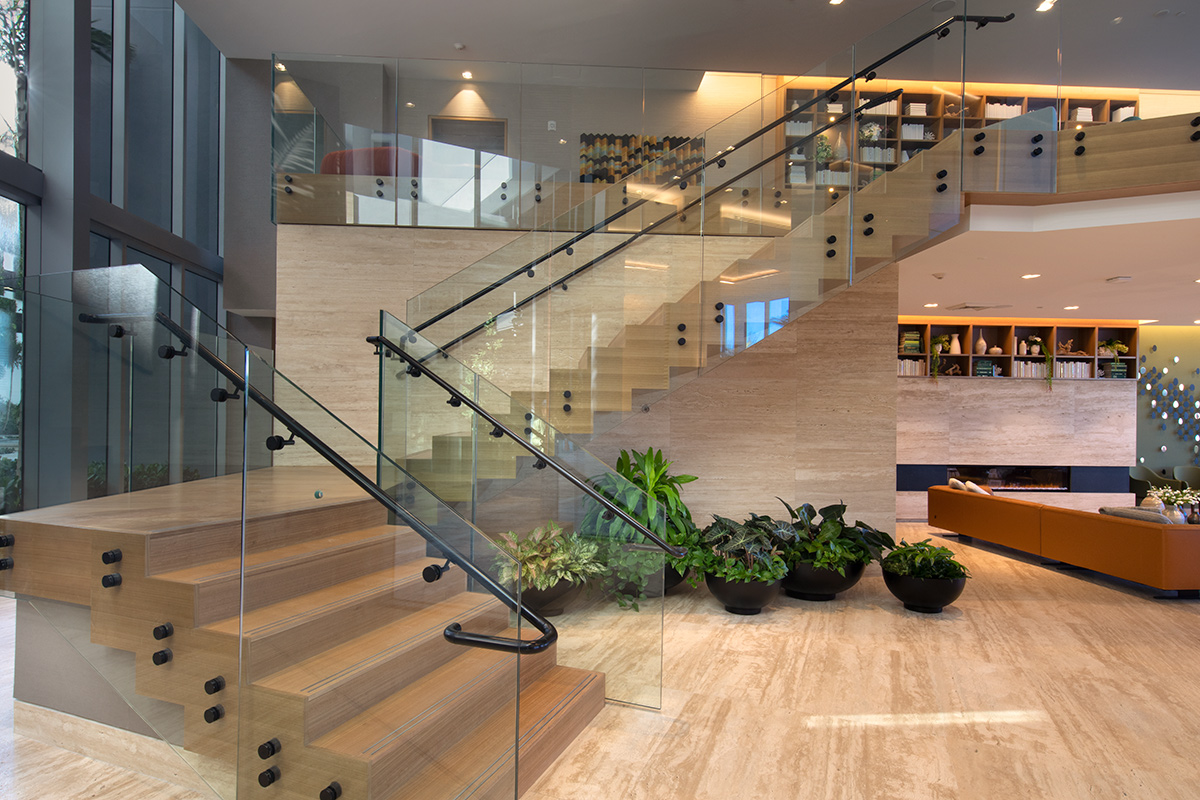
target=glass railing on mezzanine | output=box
[402,1,1038,450]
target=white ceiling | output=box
[183,0,1200,323]
[899,192,1200,325]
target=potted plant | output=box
[777,500,894,601]
[685,513,797,614]
[495,521,606,616]
[929,334,950,378]
[1098,337,1128,361]
[1026,334,1053,389]
[581,447,699,610]
[880,539,970,613]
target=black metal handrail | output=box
[154,312,557,656]
[424,88,902,357]
[368,333,687,559]
[410,12,1014,340]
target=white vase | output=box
[1019,341,1028,356]
[948,333,961,355]
[1164,504,1187,524]
[975,333,986,355]
[1140,496,1164,511]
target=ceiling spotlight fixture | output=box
[1064,305,1080,310]
[924,303,939,308]
[829,0,844,5]
[405,101,415,108]
[461,71,473,80]
[1035,0,1056,11]
[1021,273,1041,279]
[274,62,287,72]
[559,138,566,144]
[454,42,466,51]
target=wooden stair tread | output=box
[309,643,516,757]
[205,560,437,638]
[155,524,414,585]
[256,592,504,696]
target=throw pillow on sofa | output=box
[948,478,967,491]
[1098,506,1172,525]
[964,480,992,495]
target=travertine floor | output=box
[6,523,1200,799]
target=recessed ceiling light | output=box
[559,138,566,144]
[1036,0,1056,11]
[1021,273,1041,279]
[1064,305,1080,310]
[1194,320,1200,325]
[274,62,287,72]
[405,101,415,108]
[829,0,844,5]
[1194,279,1200,283]
[1111,16,1123,24]
[924,303,939,308]
[1139,320,1159,325]
[462,71,473,79]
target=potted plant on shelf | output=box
[1098,338,1129,360]
[580,447,700,610]
[930,333,950,378]
[685,513,797,615]
[1026,334,1053,389]
[777,500,894,601]
[495,520,606,617]
[880,539,970,613]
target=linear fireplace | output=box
[895,465,1129,494]
[948,465,1068,492]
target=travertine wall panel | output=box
[897,378,1136,466]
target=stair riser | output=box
[145,497,387,574]
[192,531,429,626]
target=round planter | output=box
[521,580,581,617]
[704,574,779,615]
[782,560,866,601]
[664,565,689,593]
[883,571,966,613]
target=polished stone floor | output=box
[6,524,1200,799]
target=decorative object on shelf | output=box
[1019,340,1028,356]
[948,333,962,355]
[858,121,883,143]
[975,332,987,355]
[1140,495,1165,511]
[930,333,950,379]
[943,364,962,376]
[988,346,1003,355]
[1163,505,1187,524]
[1057,339,1089,356]
[814,134,834,164]
[1027,334,1053,389]
[1188,504,1200,525]
[880,539,969,613]
[1098,338,1129,361]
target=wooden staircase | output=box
[398,135,964,503]
[1,466,603,800]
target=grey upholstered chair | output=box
[1173,465,1200,490]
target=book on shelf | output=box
[904,102,927,115]
[785,120,813,136]
[985,102,1022,119]
[897,359,927,376]
[900,123,926,139]
[1070,106,1094,122]
[973,359,995,377]
[1111,106,1136,122]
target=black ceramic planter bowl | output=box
[664,565,689,593]
[883,571,966,613]
[705,574,780,615]
[782,560,866,601]
[521,581,581,617]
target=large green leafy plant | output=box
[494,520,606,592]
[686,513,798,584]
[778,500,894,576]
[581,448,700,609]
[881,539,970,580]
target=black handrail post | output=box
[154,312,557,656]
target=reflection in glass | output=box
[127,0,173,228]
[184,18,221,251]
[0,197,20,511]
[90,0,114,195]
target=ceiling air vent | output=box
[945,302,1014,311]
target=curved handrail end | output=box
[443,621,559,655]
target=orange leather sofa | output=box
[927,485,1200,593]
